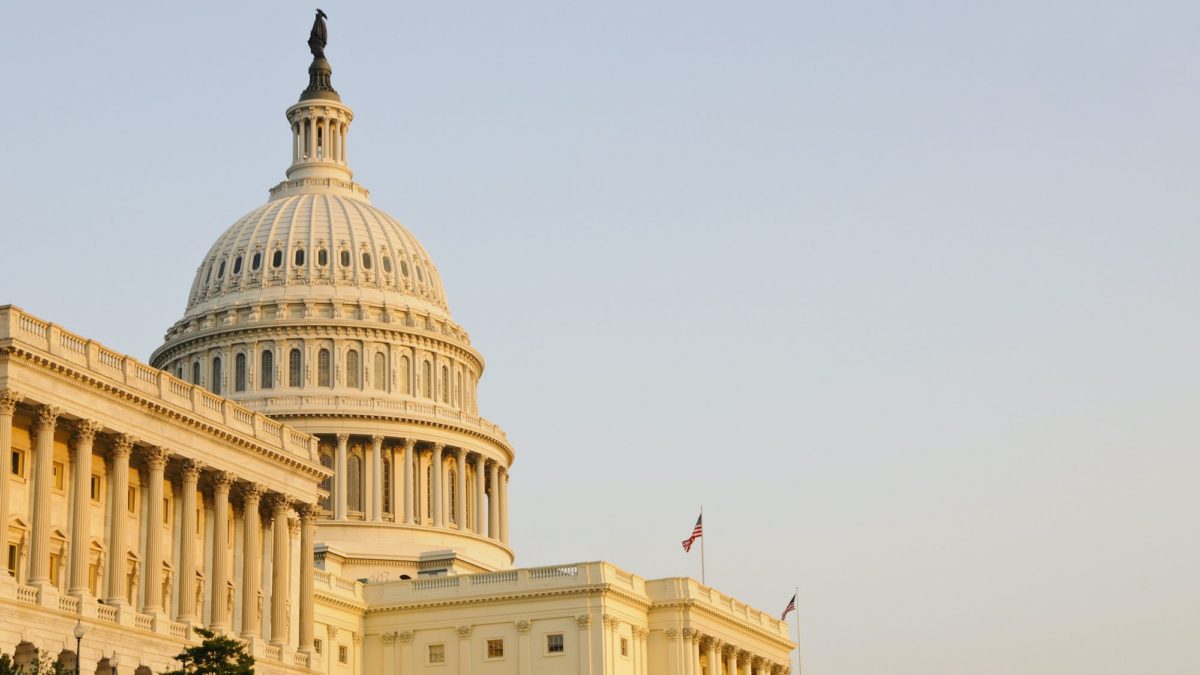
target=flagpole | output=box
[699,505,706,585]
[794,585,801,674]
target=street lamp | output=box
[72,622,84,675]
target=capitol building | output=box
[0,17,794,675]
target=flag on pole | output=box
[681,514,703,552]
[781,593,797,620]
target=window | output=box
[6,544,17,577]
[232,255,242,274]
[401,260,410,277]
[374,352,387,391]
[440,366,449,403]
[546,634,564,654]
[449,469,457,524]
[422,361,432,398]
[289,349,302,387]
[211,357,222,395]
[347,455,362,512]
[399,356,410,394]
[192,361,200,385]
[127,486,137,513]
[88,562,98,595]
[427,644,445,665]
[317,349,331,387]
[425,466,432,520]
[337,645,348,664]
[11,449,24,476]
[272,250,283,268]
[416,266,424,282]
[251,252,262,271]
[204,265,212,284]
[90,475,102,502]
[125,569,136,604]
[382,256,392,273]
[486,639,504,659]
[381,455,391,514]
[621,637,628,657]
[314,639,322,655]
[235,353,247,392]
[217,261,226,278]
[261,350,274,389]
[339,250,351,267]
[163,497,171,524]
[294,248,305,266]
[362,252,372,270]
[346,350,360,388]
[52,462,64,490]
[48,553,59,586]
[455,372,462,407]
[317,248,328,266]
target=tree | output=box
[161,628,254,675]
[0,650,69,675]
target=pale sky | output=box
[3,3,1198,673]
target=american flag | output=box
[681,514,703,552]
[781,593,797,620]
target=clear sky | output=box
[3,2,1198,673]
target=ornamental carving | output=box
[665,629,678,639]
[294,502,321,520]
[398,631,414,643]
[142,446,170,469]
[70,419,102,446]
[575,615,592,628]
[456,625,472,638]
[209,471,237,492]
[179,459,203,482]
[681,627,695,639]
[33,405,61,430]
[264,492,292,516]
[240,482,266,503]
[0,389,21,415]
[381,632,397,644]
[515,620,531,634]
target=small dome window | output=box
[340,250,351,267]
[252,252,262,270]
[272,250,283,268]
[400,260,409,277]
[217,261,226,278]
[318,248,328,266]
[204,265,212,283]
[416,266,424,282]
[294,248,306,266]
[232,256,243,274]
[362,253,373,269]
[382,256,392,273]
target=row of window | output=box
[424,634,567,665]
[199,245,432,291]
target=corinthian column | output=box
[334,434,348,520]
[68,420,101,596]
[473,453,485,535]
[296,503,318,653]
[499,468,509,545]
[141,446,169,613]
[208,472,235,631]
[454,450,466,530]
[431,443,445,527]
[370,435,383,522]
[176,460,202,622]
[0,390,20,580]
[268,494,291,645]
[28,405,61,587]
[105,435,133,603]
[402,439,415,524]
[487,460,499,540]
[240,483,265,638]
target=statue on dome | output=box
[308,9,329,59]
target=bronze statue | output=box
[308,9,328,59]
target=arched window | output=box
[466,470,474,530]
[211,357,222,395]
[382,256,392,273]
[289,349,302,387]
[381,455,392,515]
[260,350,274,389]
[217,261,226,278]
[232,255,242,274]
[425,465,432,520]
[440,366,449,404]
[346,350,360,388]
[374,352,387,391]
[347,454,362,512]
[449,468,457,524]
[399,356,410,394]
[455,371,462,407]
[251,252,262,271]
[294,248,305,266]
[317,248,328,266]
[339,250,351,268]
[318,349,331,387]
[400,260,410,277]
[192,361,200,385]
[422,361,432,398]
[234,353,246,392]
[362,252,373,269]
[204,265,212,284]
[416,266,424,282]
[272,250,283,268]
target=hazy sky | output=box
[3,3,1198,673]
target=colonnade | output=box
[677,628,788,675]
[0,391,319,655]
[324,434,510,546]
[292,113,348,165]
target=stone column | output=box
[456,625,472,675]
[240,483,265,638]
[431,443,444,527]
[487,461,500,540]
[296,503,317,653]
[0,391,19,582]
[473,454,485,535]
[67,420,101,596]
[208,472,235,631]
[604,615,619,670]
[576,615,592,675]
[726,644,738,675]
[402,439,416,524]
[176,460,202,622]
[391,445,403,520]
[398,631,413,675]
[141,446,169,614]
[707,639,721,675]
[499,469,509,544]
[740,651,753,675]
[105,435,134,603]
[334,434,348,520]
[516,620,532,675]
[268,494,290,645]
[28,405,60,587]
[454,450,466,530]
[370,435,383,522]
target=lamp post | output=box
[72,622,84,675]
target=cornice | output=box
[651,598,794,650]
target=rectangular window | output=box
[88,562,98,595]
[90,475,102,502]
[127,486,137,513]
[546,633,565,654]
[126,571,136,604]
[621,637,629,657]
[48,553,59,585]
[6,544,17,576]
[313,639,322,655]
[486,639,504,659]
[428,643,445,664]
[197,507,203,534]
[163,497,170,524]
[52,462,64,490]
[337,645,348,664]
[10,449,24,476]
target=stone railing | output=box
[58,594,80,613]
[293,652,311,668]
[249,395,509,445]
[97,604,119,624]
[645,577,791,638]
[0,305,319,461]
[16,585,37,604]
[361,562,640,607]
[313,568,364,603]
[134,614,154,632]
[263,645,282,662]
[169,622,189,639]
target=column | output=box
[431,444,444,527]
[726,645,738,675]
[576,615,593,675]
[402,439,415,524]
[141,447,169,613]
[679,630,693,675]
[391,445,403,521]
[516,620,532,675]
[604,616,619,672]
[473,454,485,535]
[740,651,752,675]
[28,405,60,587]
[306,116,315,159]
[456,626,472,675]
[105,435,133,603]
[499,469,509,544]
[707,640,721,675]
[296,503,317,653]
[690,632,701,675]
[399,631,414,675]
[0,390,19,580]
[208,472,234,631]
[240,483,264,638]
[334,434,348,520]
[268,494,290,645]
[487,461,499,540]
[176,460,201,622]
[454,450,466,530]
[67,420,101,595]
[370,436,383,522]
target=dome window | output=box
[339,250,351,267]
[362,253,373,270]
[232,256,243,274]
[204,265,212,284]
[382,256,392,273]
[294,249,306,266]
[416,266,424,282]
[318,248,328,266]
[272,250,284,269]
[217,261,226,278]
[251,252,262,271]
[400,260,409,277]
